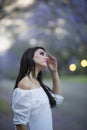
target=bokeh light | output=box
[0,36,12,53]
[69,64,77,71]
[81,60,87,67]
[17,0,35,7]
[29,38,37,46]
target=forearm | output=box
[51,71,62,96]
[16,124,28,130]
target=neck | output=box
[30,66,42,79]
[35,64,44,77]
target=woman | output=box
[12,46,64,130]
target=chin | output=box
[42,63,48,67]
[40,64,47,69]
[43,64,48,68]
[37,63,48,69]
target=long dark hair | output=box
[14,47,56,108]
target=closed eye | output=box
[40,51,45,56]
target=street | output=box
[0,80,87,130]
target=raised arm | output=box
[47,54,62,96]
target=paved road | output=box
[0,80,87,130]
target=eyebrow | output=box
[40,50,45,53]
[39,50,47,55]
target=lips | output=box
[44,60,48,63]
[44,59,48,62]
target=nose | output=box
[45,54,49,60]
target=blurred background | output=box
[0,0,87,130]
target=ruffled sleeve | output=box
[11,88,33,125]
[51,93,64,105]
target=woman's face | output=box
[33,49,49,68]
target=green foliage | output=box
[0,98,11,113]
[60,75,87,83]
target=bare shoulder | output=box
[18,76,32,90]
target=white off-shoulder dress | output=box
[12,87,64,130]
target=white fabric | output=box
[12,87,64,130]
